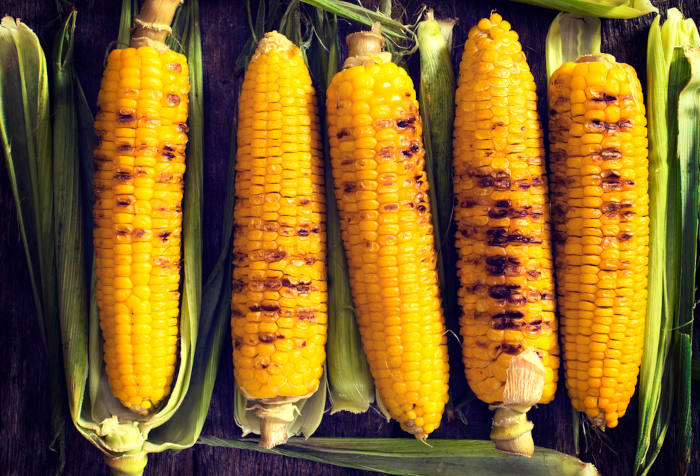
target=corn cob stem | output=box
[131,0,182,50]
[488,349,545,456]
[343,22,391,69]
[104,453,148,476]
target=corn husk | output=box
[199,436,599,476]
[663,45,699,476]
[0,13,65,466]
[635,10,700,476]
[545,13,600,80]
[509,0,656,19]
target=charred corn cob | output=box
[548,54,649,429]
[93,20,189,414]
[231,31,327,449]
[326,24,449,440]
[453,14,559,455]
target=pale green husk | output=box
[634,10,699,476]
[510,0,656,19]
[0,12,64,465]
[545,13,601,80]
[199,437,599,476]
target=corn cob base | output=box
[231,32,327,448]
[549,54,649,429]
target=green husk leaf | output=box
[635,12,700,475]
[0,12,64,459]
[509,0,656,19]
[307,7,374,415]
[299,0,414,43]
[117,0,138,47]
[545,13,601,80]
[667,45,699,476]
[51,9,87,469]
[199,437,599,476]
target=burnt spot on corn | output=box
[261,302,281,312]
[591,92,618,103]
[133,229,146,239]
[177,122,189,133]
[117,197,132,207]
[488,285,511,299]
[264,250,287,262]
[117,144,135,153]
[297,227,309,237]
[499,343,524,355]
[487,228,508,246]
[337,128,350,139]
[343,182,356,193]
[167,94,181,106]
[602,201,620,215]
[168,62,182,72]
[297,310,316,321]
[162,150,176,160]
[118,112,136,124]
[259,334,276,343]
[115,171,132,181]
[619,232,633,241]
[158,231,171,242]
[601,148,622,160]
[397,115,417,130]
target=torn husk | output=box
[130,0,183,51]
[343,22,392,69]
[489,348,546,457]
[104,453,148,476]
[247,395,305,449]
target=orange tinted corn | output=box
[231,32,327,447]
[548,54,649,429]
[326,25,449,439]
[93,45,189,415]
[453,13,559,406]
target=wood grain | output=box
[0,0,698,475]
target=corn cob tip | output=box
[250,398,303,449]
[343,22,391,69]
[252,31,295,62]
[130,0,182,51]
[488,349,546,457]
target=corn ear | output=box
[200,436,599,476]
[509,0,656,19]
[546,13,601,80]
[232,0,329,439]
[634,11,700,476]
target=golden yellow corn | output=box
[231,32,327,447]
[548,54,649,429]
[93,45,189,414]
[326,25,449,439]
[453,13,559,407]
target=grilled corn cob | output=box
[548,54,649,429]
[93,10,189,415]
[453,14,559,455]
[326,24,450,440]
[231,31,327,449]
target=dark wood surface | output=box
[1,0,698,475]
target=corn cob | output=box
[548,54,649,429]
[231,31,327,449]
[453,14,559,455]
[325,24,449,440]
[93,6,189,415]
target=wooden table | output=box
[1,0,698,474]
